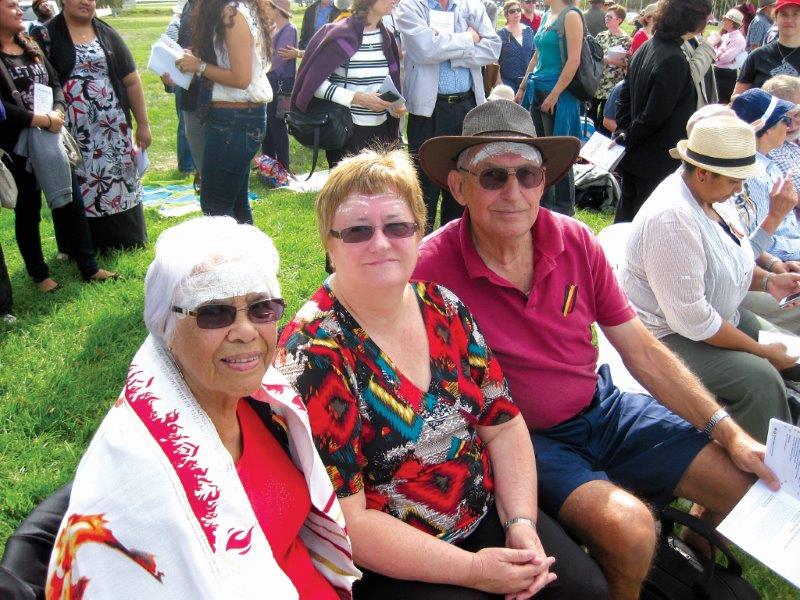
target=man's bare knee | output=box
[561,483,658,560]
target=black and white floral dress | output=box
[64,40,146,252]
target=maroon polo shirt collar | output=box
[458,208,565,296]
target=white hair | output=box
[456,142,543,171]
[143,216,281,345]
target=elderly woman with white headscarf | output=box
[45,216,359,599]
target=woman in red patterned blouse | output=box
[275,149,607,600]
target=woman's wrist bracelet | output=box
[503,517,536,532]
[761,273,773,292]
[46,115,52,129]
[766,257,780,272]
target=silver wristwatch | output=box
[503,517,536,532]
[198,61,207,77]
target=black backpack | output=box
[642,506,761,600]
[555,7,604,102]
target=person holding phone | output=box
[292,0,404,168]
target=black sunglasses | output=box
[508,7,522,13]
[329,222,419,243]
[458,165,546,190]
[172,298,285,329]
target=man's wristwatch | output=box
[703,408,730,438]
[198,61,207,77]
[503,517,536,532]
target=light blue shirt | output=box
[733,153,800,260]
[427,0,472,94]
[315,3,333,34]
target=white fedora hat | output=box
[669,115,764,179]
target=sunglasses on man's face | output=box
[172,298,285,329]
[459,165,546,190]
[329,222,418,243]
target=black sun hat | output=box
[418,100,580,190]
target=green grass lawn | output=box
[0,7,795,598]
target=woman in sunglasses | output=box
[274,149,597,599]
[497,1,535,93]
[45,216,359,598]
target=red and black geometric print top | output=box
[275,281,519,543]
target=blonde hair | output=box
[503,0,521,15]
[315,149,427,246]
[762,75,800,102]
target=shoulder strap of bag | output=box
[660,506,745,594]
[556,7,586,66]
[0,56,26,110]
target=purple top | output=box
[271,22,298,81]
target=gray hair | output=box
[143,216,281,345]
[763,75,800,103]
[456,141,543,171]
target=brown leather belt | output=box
[210,101,264,109]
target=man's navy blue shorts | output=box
[532,365,711,515]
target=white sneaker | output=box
[55,253,70,262]
[2,314,17,324]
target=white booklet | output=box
[579,132,625,172]
[33,83,53,114]
[147,34,193,90]
[429,10,455,35]
[758,330,800,363]
[717,419,800,588]
[378,75,405,105]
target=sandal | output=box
[89,269,120,283]
[36,278,61,293]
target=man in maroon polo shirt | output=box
[412,99,779,600]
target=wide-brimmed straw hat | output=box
[419,100,580,190]
[669,115,764,179]
[269,0,292,17]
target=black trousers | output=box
[589,97,610,136]
[614,167,663,223]
[407,95,475,233]
[0,242,12,315]
[353,506,609,600]
[9,153,98,283]
[714,66,738,104]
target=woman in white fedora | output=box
[619,115,800,443]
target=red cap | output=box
[775,0,800,13]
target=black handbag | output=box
[642,506,761,600]
[285,61,353,179]
[555,8,605,102]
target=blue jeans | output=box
[201,105,266,224]
[174,89,195,173]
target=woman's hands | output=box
[32,111,64,133]
[466,546,550,598]
[766,271,800,303]
[352,91,392,112]
[505,524,557,599]
[759,341,799,371]
[539,91,559,114]
[175,50,202,74]
[388,103,407,118]
[135,122,152,150]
